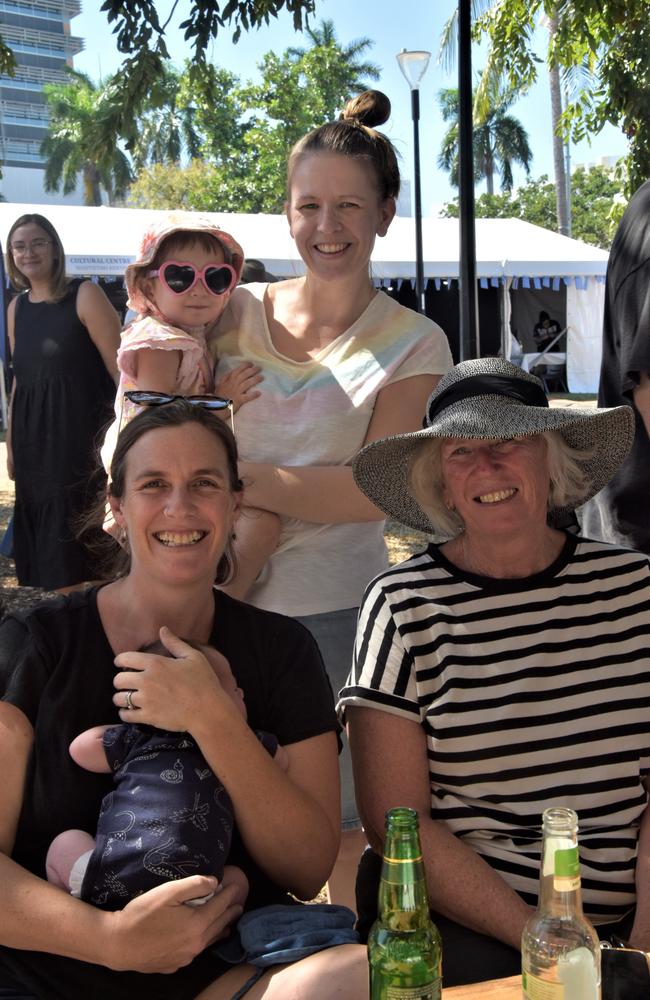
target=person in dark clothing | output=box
[582,179,650,553]
[0,401,366,1000]
[6,213,120,591]
[532,310,561,350]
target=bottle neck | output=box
[538,829,585,918]
[378,826,431,929]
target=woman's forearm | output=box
[0,852,110,961]
[193,702,340,899]
[418,819,532,949]
[239,462,385,523]
[0,850,242,974]
[352,706,532,951]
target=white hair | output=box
[408,430,595,539]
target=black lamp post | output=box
[458,0,479,359]
[397,48,431,315]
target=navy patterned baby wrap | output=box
[81,723,277,910]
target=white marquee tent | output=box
[0,204,609,392]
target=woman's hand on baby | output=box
[113,628,234,733]
[103,873,244,974]
[215,362,262,412]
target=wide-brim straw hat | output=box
[353,357,635,535]
[125,212,245,315]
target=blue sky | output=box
[73,1,627,215]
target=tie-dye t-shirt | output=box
[214,283,452,616]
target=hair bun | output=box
[340,90,391,129]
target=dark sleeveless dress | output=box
[11,281,116,589]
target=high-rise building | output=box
[0,0,84,203]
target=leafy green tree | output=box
[472,0,649,194]
[184,64,250,167]
[128,160,223,211]
[221,19,381,212]
[438,83,532,194]
[131,64,201,171]
[439,3,572,233]
[41,70,132,205]
[127,18,381,214]
[440,166,622,249]
[287,18,380,96]
[90,0,317,146]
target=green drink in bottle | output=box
[368,807,442,999]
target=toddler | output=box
[101,212,280,598]
[46,632,287,911]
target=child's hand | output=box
[215,362,262,412]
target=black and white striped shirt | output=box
[338,535,650,924]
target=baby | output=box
[101,211,280,598]
[46,635,287,911]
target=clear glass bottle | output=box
[367,806,442,999]
[522,806,601,999]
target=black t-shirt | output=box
[533,318,561,349]
[0,587,338,1000]
[582,179,650,553]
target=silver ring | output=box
[125,689,136,711]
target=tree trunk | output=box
[547,14,569,235]
[83,163,103,206]
[485,149,494,195]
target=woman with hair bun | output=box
[214,90,453,901]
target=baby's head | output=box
[141,637,247,720]
[126,213,244,330]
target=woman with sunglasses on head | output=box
[101,213,281,597]
[213,90,453,903]
[0,400,368,999]
[6,212,121,592]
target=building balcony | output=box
[0,101,50,130]
[0,0,81,21]
[0,135,45,163]
[0,24,84,57]
[0,98,49,126]
[0,63,69,85]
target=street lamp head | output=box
[396,49,431,90]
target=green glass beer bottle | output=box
[368,807,442,999]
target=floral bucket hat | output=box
[125,211,245,316]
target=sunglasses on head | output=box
[147,260,238,296]
[123,390,235,434]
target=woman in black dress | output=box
[6,213,120,591]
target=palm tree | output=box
[438,2,574,234]
[42,70,132,206]
[131,64,201,172]
[438,84,532,195]
[287,18,380,97]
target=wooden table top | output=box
[443,975,521,998]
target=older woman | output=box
[0,401,367,999]
[339,358,650,986]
